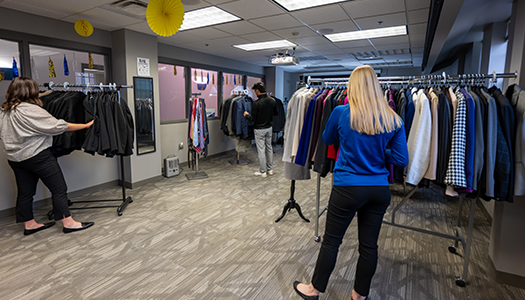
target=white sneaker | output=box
[267,170,274,176]
[254,171,267,178]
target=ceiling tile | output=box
[183,27,233,40]
[369,35,409,46]
[409,23,427,35]
[163,31,206,44]
[333,40,372,49]
[342,46,377,53]
[408,8,429,24]
[354,12,407,30]
[62,8,144,31]
[341,0,405,19]
[0,0,68,19]
[290,36,329,46]
[217,0,285,20]
[382,54,413,62]
[250,14,304,31]
[213,21,265,35]
[313,48,347,55]
[291,4,350,26]
[312,20,359,33]
[303,43,340,51]
[272,26,318,39]
[410,33,426,43]
[406,0,431,11]
[204,0,237,5]
[239,31,283,43]
[182,1,213,11]
[412,48,424,54]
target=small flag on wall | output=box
[88,53,94,69]
[63,54,69,76]
[48,56,56,78]
[174,66,177,76]
[194,69,197,81]
[207,73,209,84]
[12,58,19,78]
[212,74,215,84]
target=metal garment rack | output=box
[187,93,208,180]
[41,82,134,217]
[309,71,518,287]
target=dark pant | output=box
[311,185,391,296]
[8,148,71,222]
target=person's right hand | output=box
[85,120,94,128]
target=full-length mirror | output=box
[133,77,155,155]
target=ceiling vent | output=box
[365,61,413,68]
[101,0,148,20]
[351,49,411,61]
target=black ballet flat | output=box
[293,281,319,300]
[63,222,94,233]
[24,222,56,235]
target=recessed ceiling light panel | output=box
[325,25,408,42]
[233,40,297,51]
[273,0,348,11]
[180,6,241,31]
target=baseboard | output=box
[490,256,525,289]
[0,180,120,219]
[123,175,163,189]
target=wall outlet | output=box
[178,142,184,150]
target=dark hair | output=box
[251,81,266,93]
[2,77,42,112]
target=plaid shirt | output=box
[445,90,467,188]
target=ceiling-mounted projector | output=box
[271,55,300,65]
[269,48,300,65]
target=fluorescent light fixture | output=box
[273,0,348,11]
[180,6,241,31]
[325,25,408,42]
[233,40,297,51]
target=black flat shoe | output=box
[63,222,94,234]
[293,281,319,300]
[24,222,56,235]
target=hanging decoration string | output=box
[146,0,185,37]
[212,74,215,84]
[88,53,94,70]
[12,57,19,78]
[174,66,177,76]
[226,75,228,85]
[194,69,197,81]
[31,56,39,80]
[207,73,209,84]
[63,54,69,76]
[48,56,56,78]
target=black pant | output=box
[311,185,391,296]
[8,148,71,222]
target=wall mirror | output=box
[133,77,155,155]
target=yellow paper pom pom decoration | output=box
[75,19,94,37]
[147,0,185,37]
[48,57,56,78]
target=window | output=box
[0,38,21,94]
[191,68,218,118]
[223,72,245,99]
[29,44,106,86]
[159,64,186,121]
[247,76,263,95]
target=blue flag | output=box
[63,54,69,76]
[12,57,18,78]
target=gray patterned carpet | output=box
[0,147,524,300]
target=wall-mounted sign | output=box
[137,57,150,77]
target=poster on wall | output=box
[137,57,150,77]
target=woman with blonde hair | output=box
[293,65,409,300]
[0,77,95,235]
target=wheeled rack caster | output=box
[448,245,457,253]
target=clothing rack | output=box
[42,82,133,218]
[309,71,518,287]
[187,93,208,180]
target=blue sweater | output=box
[323,105,409,186]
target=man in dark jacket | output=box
[244,82,278,178]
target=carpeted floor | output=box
[0,147,524,300]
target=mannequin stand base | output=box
[275,199,310,223]
[228,159,247,165]
[186,171,208,180]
